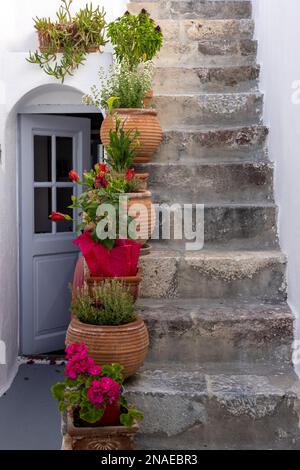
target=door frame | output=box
[17,105,99,354]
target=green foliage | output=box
[69,165,139,248]
[106,115,140,173]
[51,360,143,427]
[27,0,107,82]
[107,9,163,70]
[83,62,153,110]
[72,281,137,326]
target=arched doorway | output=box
[15,84,102,354]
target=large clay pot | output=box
[66,316,149,379]
[87,268,143,302]
[100,109,162,163]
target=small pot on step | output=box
[87,268,142,302]
[63,409,139,450]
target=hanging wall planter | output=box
[27,0,107,82]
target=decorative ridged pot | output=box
[126,191,155,245]
[63,410,139,450]
[100,109,162,163]
[66,316,149,379]
[87,268,142,302]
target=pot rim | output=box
[112,108,157,116]
[70,315,146,332]
[125,190,152,199]
[87,267,143,283]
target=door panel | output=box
[20,115,91,354]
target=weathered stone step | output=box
[128,1,252,19]
[139,250,287,302]
[153,66,260,94]
[157,19,254,43]
[126,366,300,449]
[155,39,257,67]
[154,125,268,163]
[138,299,293,366]
[149,204,278,251]
[154,93,263,128]
[139,162,274,204]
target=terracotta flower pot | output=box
[66,316,149,379]
[38,28,101,53]
[73,403,121,428]
[101,109,162,163]
[126,191,155,245]
[87,268,142,301]
[143,89,153,108]
[136,172,149,191]
[63,409,139,450]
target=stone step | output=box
[148,204,278,251]
[139,162,274,204]
[139,249,287,302]
[138,299,293,366]
[154,93,263,128]
[158,19,254,43]
[155,39,257,67]
[128,1,252,19]
[153,125,268,163]
[153,66,260,94]
[126,366,300,449]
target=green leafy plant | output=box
[83,62,153,110]
[106,114,140,173]
[72,280,137,326]
[51,164,140,249]
[51,343,144,425]
[27,0,107,82]
[107,9,163,70]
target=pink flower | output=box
[64,342,101,379]
[87,378,120,408]
[65,342,89,360]
[89,364,102,376]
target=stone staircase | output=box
[127,0,300,449]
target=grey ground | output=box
[0,364,63,450]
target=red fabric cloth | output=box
[73,233,140,277]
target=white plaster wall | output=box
[0,0,126,393]
[253,0,300,363]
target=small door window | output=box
[34,134,75,234]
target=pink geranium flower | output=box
[64,342,101,379]
[87,377,121,408]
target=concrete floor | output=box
[0,363,64,450]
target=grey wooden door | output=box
[19,115,91,354]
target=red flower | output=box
[95,163,108,177]
[125,169,135,181]
[49,211,69,222]
[69,170,80,183]
[95,175,109,189]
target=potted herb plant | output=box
[27,0,107,82]
[84,62,162,163]
[66,282,149,378]
[52,343,144,449]
[108,9,163,108]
